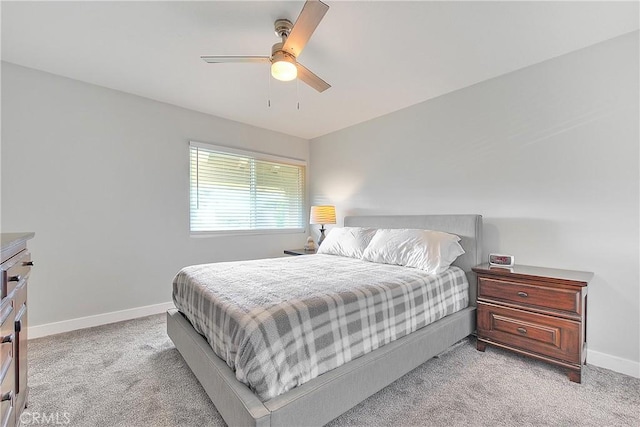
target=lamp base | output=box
[318,225,327,246]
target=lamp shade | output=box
[309,205,336,225]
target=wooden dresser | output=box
[473,263,593,383]
[1,233,34,427]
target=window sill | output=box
[190,228,306,238]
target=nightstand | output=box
[473,263,593,383]
[284,248,317,256]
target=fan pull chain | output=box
[296,77,300,110]
[268,68,272,108]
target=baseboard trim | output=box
[28,301,175,339]
[587,349,640,378]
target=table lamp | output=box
[309,205,336,246]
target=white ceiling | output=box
[2,1,638,139]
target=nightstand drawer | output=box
[478,277,581,316]
[478,302,581,364]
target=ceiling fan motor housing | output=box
[271,43,296,61]
[272,19,297,65]
[274,19,293,39]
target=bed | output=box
[167,214,482,426]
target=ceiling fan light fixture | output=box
[271,51,297,82]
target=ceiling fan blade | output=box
[282,0,329,57]
[201,56,270,64]
[297,63,331,93]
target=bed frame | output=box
[167,214,482,426]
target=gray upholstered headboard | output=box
[344,214,483,304]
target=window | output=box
[189,141,306,233]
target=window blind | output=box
[189,142,306,233]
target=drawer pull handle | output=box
[517,291,528,298]
[8,275,21,282]
[0,333,14,344]
[517,327,527,335]
[23,261,34,266]
[1,390,13,402]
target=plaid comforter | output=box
[172,254,468,401]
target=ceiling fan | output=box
[201,0,331,93]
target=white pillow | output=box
[317,227,377,258]
[362,228,465,274]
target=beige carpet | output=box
[25,314,639,426]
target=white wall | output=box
[1,62,309,329]
[310,32,639,376]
